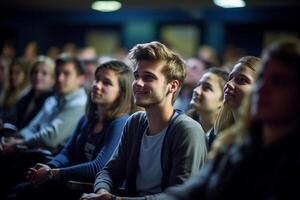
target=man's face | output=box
[132,60,170,108]
[55,62,83,95]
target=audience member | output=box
[7,60,136,200]
[0,54,87,198]
[208,56,261,149]
[186,67,229,135]
[162,39,300,200]
[3,55,55,129]
[80,41,207,200]
[174,57,206,112]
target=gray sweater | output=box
[94,111,207,199]
[20,88,87,152]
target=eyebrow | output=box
[134,70,158,79]
[239,74,251,81]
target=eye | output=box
[202,83,213,92]
[103,79,113,86]
[133,72,139,80]
[235,75,250,85]
[143,74,155,82]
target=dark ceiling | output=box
[1,0,300,11]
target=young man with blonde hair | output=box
[81,41,207,200]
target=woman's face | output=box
[10,64,26,88]
[31,63,55,91]
[252,58,300,124]
[223,63,256,110]
[191,72,223,113]
[91,68,120,108]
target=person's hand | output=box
[27,163,51,187]
[80,193,108,200]
[80,188,119,200]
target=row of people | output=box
[1,38,298,200]
[2,41,208,200]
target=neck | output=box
[232,108,239,122]
[146,105,174,135]
[198,110,218,133]
[96,106,109,123]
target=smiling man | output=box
[81,41,207,200]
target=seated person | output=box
[186,67,229,135]
[207,56,261,150]
[162,39,300,200]
[1,55,55,130]
[6,60,136,200]
[81,41,207,200]
[0,54,87,198]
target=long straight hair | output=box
[213,56,261,136]
[86,60,135,121]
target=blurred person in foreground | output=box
[162,39,300,200]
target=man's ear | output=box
[168,80,179,93]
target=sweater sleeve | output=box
[47,115,87,168]
[58,115,129,182]
[168,117,207,185]
[93,113,141,193]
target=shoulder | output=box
[109,114,130,127]
[67,89,88,107]
[174,114,204,131]
[169,114,205,141]
[43,95,57,107]
[126,111,147,124]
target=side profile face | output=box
[252,58,300,124]
[10,64,26,88]
[55,62,83,95]
[132,60,171,108]
[223,63,256,110]
[31,63,55,91]
[91,68,120,108]
[190,72,223,113]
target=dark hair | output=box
[87,60,135,121]
[263,39,300,83]
[205,67,229,98]
[55,53,85,75]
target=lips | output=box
[91,91,102,98]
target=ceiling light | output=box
[92,1,122,12]
[213,0,246,8]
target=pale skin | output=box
[190,72,223,132]
[223,63,255,121]
[80,60,180,200]
[27,68,121,188]
[0,62,84,155]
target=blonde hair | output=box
[210,40,300,159]
[30,55,55,78]
[213,56,261,139]
[209,97,251,159]
[128,41,186,103]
